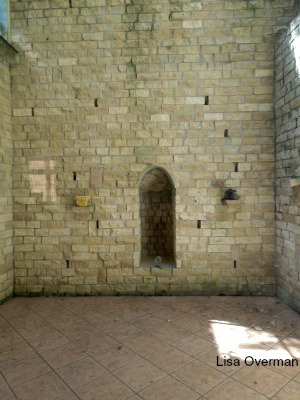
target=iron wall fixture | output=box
[222,188,240,202]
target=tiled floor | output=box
[1,296,300,400]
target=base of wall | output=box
[0,291,13,305]
[0,270,14,305]
[276,276,300,314]
[277,291,300,315]
[13,283,276,298]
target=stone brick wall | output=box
[10,0,296,296]
[275,13,300,311]
[0,59,14,302]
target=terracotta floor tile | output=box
[54,394,79,400]
[13,371,70,400]
[192,307,234,323]
[1,355,51,387]
[0,300,30,320]
[151,306,186,322]
[204,296,245,312]
[145,345,193,373]
[133,314,166,332]
[93,344,140,371]
[0,328,24,348]
[205,378,268,400]
[244,326,282,348]
[233,365,290,397]
[56,356,107,389]
[122,333,166,356]
[123,297,163,313]
[295,371,300,382]
[173,334,217,357]
[138,375,200,400]
[85,313,124,331]
[195,324,218,344]
[1,296,300,400]
[27,330,71,353]
[22,297,62,313]
[172,314,208,332]
[74,308,108,320]
[42,342,87,369]
[226,301,285,326]
[0,315,11,331]
[220,304,244,315]
[144,296,185,309]
[0,341,36,368]
[289,327,300,340]
[0,390,18,400]
[264,347,300,378]
[276,336,300,358]
[59,302,94,317]
[163,297,206,314]
[235,297,265,307]
[260,313,300,337]
[106,306,148,322]
[255,297,286,309]
[172,359,227,395]
[7,312,44,327]
[15,321,58,340]
[106,322,144,342]
[75,373,134,400]
[253,300,289,317]
[0,373,10,392]
[47,314,85,330]
[60,321,100,341]
[114,358,166,392]
[32,303,75,320]
[272,380,300,400]
[86,297,127,310]
[76,331,119,355]
[229,309,271,327]
[150,323,189,344]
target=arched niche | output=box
[139,167,176,268]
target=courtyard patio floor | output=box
[0,295,300,400]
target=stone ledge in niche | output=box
[222,199,241,207]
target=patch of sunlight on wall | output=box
[29,160,57,202]
[291,19,300,75]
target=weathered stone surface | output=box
[0,59,14,303]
